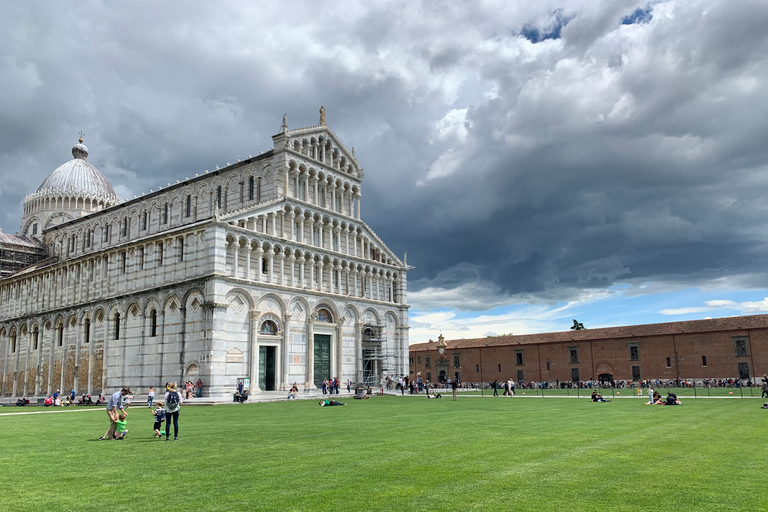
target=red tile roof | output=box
[409,314,768,352]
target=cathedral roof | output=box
[0,232,41,249]
[35,141,119,200]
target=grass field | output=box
[1,395,766,511]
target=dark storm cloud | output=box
[1,0,767,311]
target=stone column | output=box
[331,183,337,212]
[355,193,361,219]
[319,220,324,248]
[333,262,341,294]
[249,310,261,392]
[307,217,316,246]
[306,313,317,390]
[317,260,324,292]
[156,311,165,386]
[283,168,290,197]
[288,211,296,241]
[277,253,285,285]
[352,269,359,297]
[355,322,364,385]
[233,242,240,278]
[73,320,83,394]
[311,177,319,205]
[299,257,305,288]
[266,249,275,283]
[345,229,350,255]
[288,255,296,287]
[336,318,345,383]
[47,323,55,396]
[281,313,292,391]
[256,246,264,282]
[245,243,251,281]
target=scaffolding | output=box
[361,323,396,388]
[0,237,46,279]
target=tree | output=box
[571,320,585,330]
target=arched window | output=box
[186,195,192,218]
[114,313,120,340]
[249,177,254,201]
[163,203,169,224]
[217,186,222,209]
[83,319,90,344]
[57,324,64,346]
[150,310,157,337]
[32,326,39,350]
[10,332,16,353]
[260,320,278,335]
[142,211,148,230]
[316,308,333,323]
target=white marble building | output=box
[0,112,410,399]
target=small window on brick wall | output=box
[666,357,671,368]
[733,337,749,357]
[702,355,707,367]
[629,344,640,361]
[515,351,524,366]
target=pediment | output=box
[277,124,362,179]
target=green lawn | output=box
[0,396,765,511]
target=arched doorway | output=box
[598,373,613,383]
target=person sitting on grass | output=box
[665,392,681,405]
[15,397,27,406]
[426,393,442,399]
[152,401,165,438]
[287,383,299,400]
[319,399,345,406]
[591,390,611,402]
[114,412,128,439]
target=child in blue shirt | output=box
[152,402,166,438]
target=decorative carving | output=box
[227,347,244,363]
[229,294,246,314]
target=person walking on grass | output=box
[164,382,182,441]
[100,387,131,440]
[452,379,458,401]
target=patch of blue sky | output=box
[621,5,653,25]
[520,9,574,44]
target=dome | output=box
[36,141,119,200]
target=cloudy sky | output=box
[2,1,768,343]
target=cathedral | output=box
[0,111,410,399]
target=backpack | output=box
[166,391,180,409]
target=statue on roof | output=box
[281,114,287,133]
[319,105,326,125]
